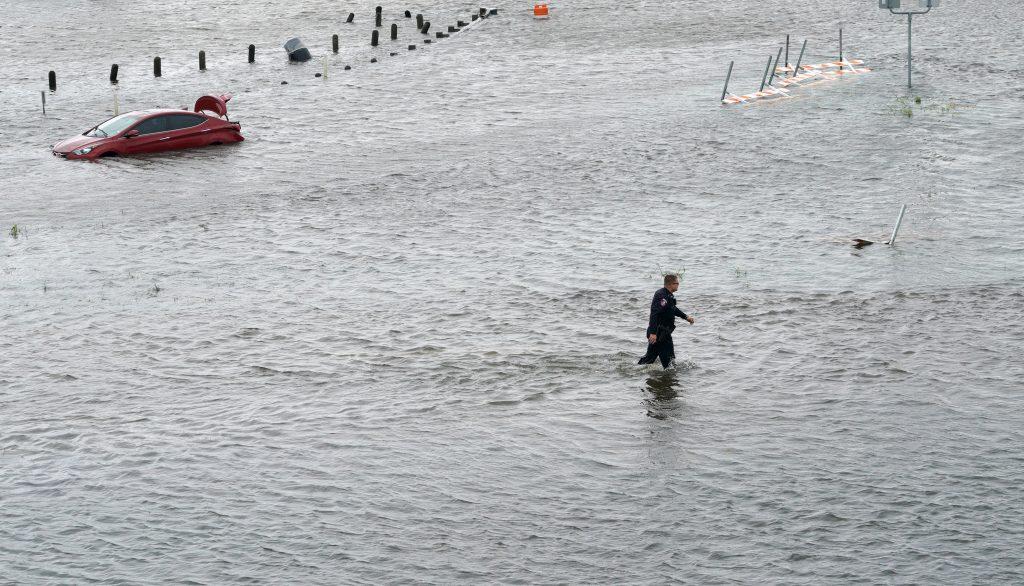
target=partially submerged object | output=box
[284,37,312,62]
[852,204,908,248]
[52,94,243,160]
[722,59,871,105]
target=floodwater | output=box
[2,0,1023,582]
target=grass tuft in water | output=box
[888,96,972,118]
[659,266,686,285]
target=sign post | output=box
[879,0,939,88]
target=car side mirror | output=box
[124,129,140,138]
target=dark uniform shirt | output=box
[646,287,689,337]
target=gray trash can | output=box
[284,38,312,62]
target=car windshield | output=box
[85,114,140,137]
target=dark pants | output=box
[638,333,674,368]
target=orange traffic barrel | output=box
[533,3,549,18]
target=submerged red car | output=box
[53,94,243,160]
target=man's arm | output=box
[674,307,695,324]
[646,292,664,340]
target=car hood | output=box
[53,134,106,153]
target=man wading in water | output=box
[638,274,694,369]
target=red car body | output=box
[53,94,243,160]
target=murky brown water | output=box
[2,0,1023,583]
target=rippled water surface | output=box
[2,0,1024,583]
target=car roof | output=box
[127,108,206,117]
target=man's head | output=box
[663,273,680,293]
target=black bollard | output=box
[420,21,430,34]
[371,30,379,46]
[404,10,411,17]
[408,44,416,50]
[448,25,457,32]
[375,12,382,27]
[344,65,351,70]
[48,70,56,91]
[436,31,444,38]
[199,50,206,71]
[332,34,339,53]
[416,14,423,29]
[390,52,397,56]
[248,44,255,63]
[391,23,398,40]
[472,14,478,21]
[479,7,487,16]
[346,12,354,23]
[109,64,119,84]
[370,57,377,63]
[153,57,161,77]
[424,38,431,44]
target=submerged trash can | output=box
[284,38,312,62]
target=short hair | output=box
[663,274,679,286]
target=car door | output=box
[162,114,211,150]
[123,115,172,154]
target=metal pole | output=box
[839,28,843,61]
[720,61,733,102]
[888,204,907,245]
[785,35,790,67]
[793,39,806,77]
[767,46,783,87]
[907,13,913,87]
[41,91,46,116]
[759,55,773,91]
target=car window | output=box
[133,116,170,135]
[167,114,206,131]
[86,114,139,137]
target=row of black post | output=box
[44,6,499,90]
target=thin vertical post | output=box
[48,71,56,91]
[248,44,255,63]
[110,64,119,84]
[391,23,398,40]
[41,91,46,116]
[767,47,783,87]
[199,50,206,71]
[907,13,913,87]
[332,34,339,53]
[153,57,161,77]
[839,28,843,61]
[720,60,733,102]
[888,204,907,245]
[793,40,807,77]
[759,55,773,91]
[785,35,790,68]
